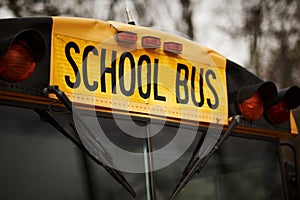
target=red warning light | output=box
[164,42,183,54]
[116,31,138,43]
[142,36,161,48]
[0,40,36,82]
[266,86,300,124]
[266,99,289,124]
[238,91,264,121]
[0,29,45,82]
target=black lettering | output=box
[176,63,189,104]
[191,67,204,107]
[137,55,151,99]
[100,49,117,94]
[154,58,166,101]
[82,45,98,91]
[205,70,219,109]
[119,52,135,96]
[65,41,81,89]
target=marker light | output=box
[266,99,289,124]
[238,91,264,121]
[116,31,138,43]
[142,36,161,48]
[164,42,183,54]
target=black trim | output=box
[0,17,53,97]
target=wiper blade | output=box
[36,109,136,197]
[44,86,113,165]
[41,85,136,198]
[181,130,207,177]
[169,116,240,200]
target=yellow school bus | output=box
[0,17,299,200]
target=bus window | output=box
[153,134,285,200]
[0,105,149,200]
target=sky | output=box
[193,0,248,66]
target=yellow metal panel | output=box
[290,112,299,135]
[50,17,228,124]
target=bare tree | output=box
[242,1,263,76]
[222,0,300,88]
[1,0,95,17]
[262,0,300,88]
[178,0,194,39]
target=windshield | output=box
[155,134,284,199]
[0,105,284,200]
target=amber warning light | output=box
[236,82,277,121]
[238,91,264,121]
[0,29,46,82]
[235,82,300,124]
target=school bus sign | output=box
[0,16,298,138]
[50,17,228,124]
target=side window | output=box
[280,142,299,200]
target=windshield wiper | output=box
[40,85,136,198]
[181,129,207,177]
[169,116,240,200]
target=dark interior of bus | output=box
[0,105,285,200]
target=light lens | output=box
[142,36,161,48]
[0,40,36,82]
[238,91,264,121]
[266,100,290,124]
[164,42,182,54]
[116,31,138,43]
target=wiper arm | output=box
[41,85,136,198]
[36,109,82,148]
[181,130,207,177]
[44,86,113,165]
[169,116,240,200]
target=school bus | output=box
[0,17,299,200]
